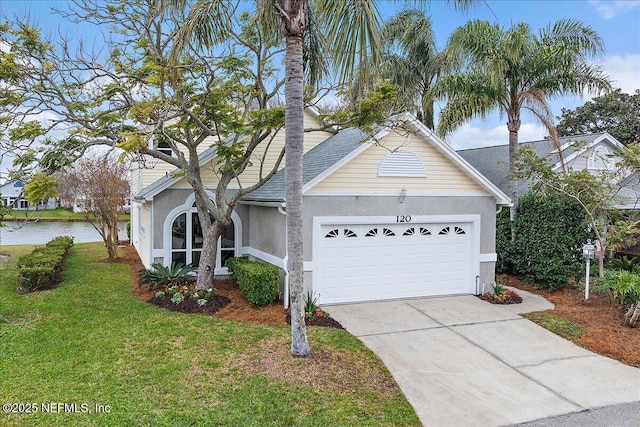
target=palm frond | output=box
[541,18,606,59]
[304,5,329,91]
[316,0,382,83]
[435,73,502,136]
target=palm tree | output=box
[172,0,474,357]
[351,9,453,129]
[434,19,612,217]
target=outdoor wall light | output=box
[582,240,595,299]
[400,187,407,203]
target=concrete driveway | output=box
[327,289,640,427]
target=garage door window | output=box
[438,226,466,235]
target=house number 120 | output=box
[396,215,412,223]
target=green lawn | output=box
[0,243,419,427]
[3,208,130,222]
[522,312,582,340]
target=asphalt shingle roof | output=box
[242,127,369,202]
[457,133,606,195]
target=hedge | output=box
[225,257,280,306]
[498,192,591,290]
[17,236,74,292]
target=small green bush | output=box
[598,269,640,308]
[224,256,250,273]
[607,256,640,272]
[225,257,279,306]
[46,236,74,251]
[17,236,74,291]
[138,262,197,289]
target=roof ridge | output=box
[457,132,609,152]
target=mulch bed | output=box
[149,294,231,315]
[286,313,344,329]
[499,274,640,368]
[477,289,523,304]
[122,244,343,329]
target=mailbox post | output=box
[582,241,596,300]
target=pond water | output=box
[0,221,128,245]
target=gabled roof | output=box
[134,106,330,202]
[457,132,621,195]
[241,128,369,202]
[134,143,221,202]
[243,113,511,206]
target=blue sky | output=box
[379,0,640,148]
[0,0,638,167]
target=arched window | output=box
[166,195,239,272]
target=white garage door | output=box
[315,220,475,304]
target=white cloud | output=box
[589,0,640,19]
[600,54,640,94]
[445,122,548,150]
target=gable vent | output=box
[378,150,426,177]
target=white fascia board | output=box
[304,190,495,198]
[305,105,339,134]
[552,133,624,171]
[400,113,512,206]
[239,200,285,208]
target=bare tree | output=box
[58,154,129,259]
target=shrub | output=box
[224,256,250,273]
[607,256,640,272]
[508,192,592,290]
[17,236,74,291]
[495,208,514,274]
[598,269,640,308]
[225,257,279,306]
[46,236,74,252]
[137,262,197,289]
[304,291,319,314]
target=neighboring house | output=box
[0,180,58,210]
[130,110,510,306]
[59,192,93,213]
[457,132,637,209]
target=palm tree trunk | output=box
[507,116,521,239]
[624,301,640,327]
[284,18,311,358]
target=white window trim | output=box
[162,193,242,275]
